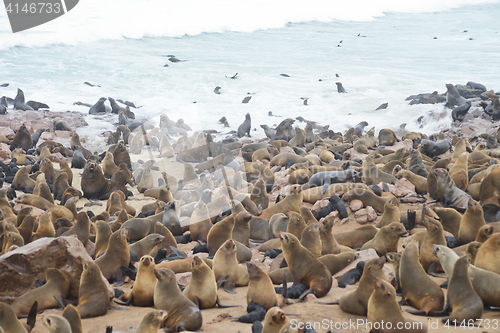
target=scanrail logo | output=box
[3,0,78,33]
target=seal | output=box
[13,88,34,111]
[250,178,269,210]
[11,123,32,151]
[339,257,387,316]
[246,262,278,310]
[360,222,406,256]
[375,197,400,228]
[135,310,167,333]
[71,146,87,169]
[442,255,483,324]
[153,268,203,332]
[238,113,251,138]
[419,215,446,273]
[419,139,451,158]
[13,165,36,190]
[445,83,467,108]
[161,201,182,236]
[407,149,428,178]
[451,100,472,121]
[81,161,128,200]
[76,259,112,318]
[400,240,444,315]
[335,82,347,93]
[94,228,130,282]
[458,198,485,244]
[334,225,378,249]
[212,239,249,293]
[378,128,398,146]
[60,304,82,333]
[113,141,132,170]
[260,184,303,220]
[449,152,469,191]
[182,256,225,309]
[367,278,428,333]
[474,233,500,275]
[129,234,165,259]
[11,268,70,316]
[43,315,72,333]
[262,307,289,333]
[116,255,156,307]
[88,97,107,114]
[307,169,361,193]
[432,168,470,212]
[394,168,427,194]
[280,232,332,300]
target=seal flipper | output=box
[114,291,134,306]
[112,269,125,287]
[223,278,237,294]
[252,321,263,333]
[170,246,188,258]
[216,277,226,290]
[26,301,37,331]
[216,296,240,308]
[120,266,137,281]
[321,180,331,195]
[106,326,113,333]
[297,287,315,302]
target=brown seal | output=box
[400,240,444,315]
[378,128,398,146]
[112,141,132,170]
[246,262,277,310]
[270,153,308,167]
[250,178,269,210]
[11,123,32,151]
[62,304,82,333]
[419,215,446,273]
[13,165,36,190]
[385,252,402,292]
[449,151,469,191]
[360,222,406,256]
[189,201,213,242]
[212,239,249,292]
[153,268,203,332]
[474,233,500,275]
[367,278,428,333]
[129,233,165,259]
[76,259,112,318]
[458,198,485,245]
[432,168,470,212]
[341,186,389,213]
[183,256,218,309]
[394,168,427,194]
[339,257,387,316]
[81,161,128,200]
[135,310,168,333]
[375,197,400,228]
[319,215,340,255]
[479,165,500,204]
[286,211,307,239]
[43,315,72,333]
[260,184,303,220]
[94,228,130,281]
[116,255,156,307]
[299,223,322,258]
[433,207,462,238]
[233,210,252,246]
[151,222,178,257]
[442,255,483,324]
[0,302,28,333]
[280,232,332,300]
[102,151,120,178]
[262,307,289,333]
[334,225,378,249]
[111,163,134,186]
[60,211,91,246]
[207,214,235,256]
[362,156,397,185]
[11,268,70,316]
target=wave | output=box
[0,0,497,50]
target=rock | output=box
[279,146,295,154]
[0,142,12,160]
[349,199,363,212]
[0,127,15,139]
[390,178,415,197]
[366,206,377,222]
[456,84,484,99]
[354,208,368,224]
[54,130,72,138]
[311,199,329,216]
[0,236,113,300]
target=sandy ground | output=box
[7,140,500,333]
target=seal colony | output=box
[1,82,500,332]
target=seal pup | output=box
[238,113,251,138]
[13,88,34,110]
[262,307,289,333]
[76,260,112,318]
[88,97,107,114]
[367,278,428,333]
[154,268,203,332]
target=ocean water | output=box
[0,0,499,147]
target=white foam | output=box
[0,0,497,50]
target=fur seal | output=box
[116,255,156,307]
[129,234,164,259]
[445,84,467,108]
[135,310,167,333]
[42,315,72,333]
[367,278,428,333]
[13,88,34,111]
[161,201,182,236]
[432,168,470,212]
[61,304,82,333]
[442,255,483,324]
[182,256,218,309]
[419,139,451,158]
[154,268,203,332]
[94,228,130,282]
[420,216,446,273]
[11,268,70,315]
[76,259,112,318]
[260,185,302,220]
[247,262,277,310]
[81,161,127,200]
[400,240,444,315]
[11,124,32,151]
[474,233,500,275]
[458,198,485,244]
[451,100,471,121]
[71,146,87,169]
[212,239,249,292]
[378,128,397,146]
[238,113,251,138]
[307,169,361,192]
[339,257,387,316]
[262,307,289,333]
[88,97,107,114]
[280,232,331,300]
[335,82,347,93]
